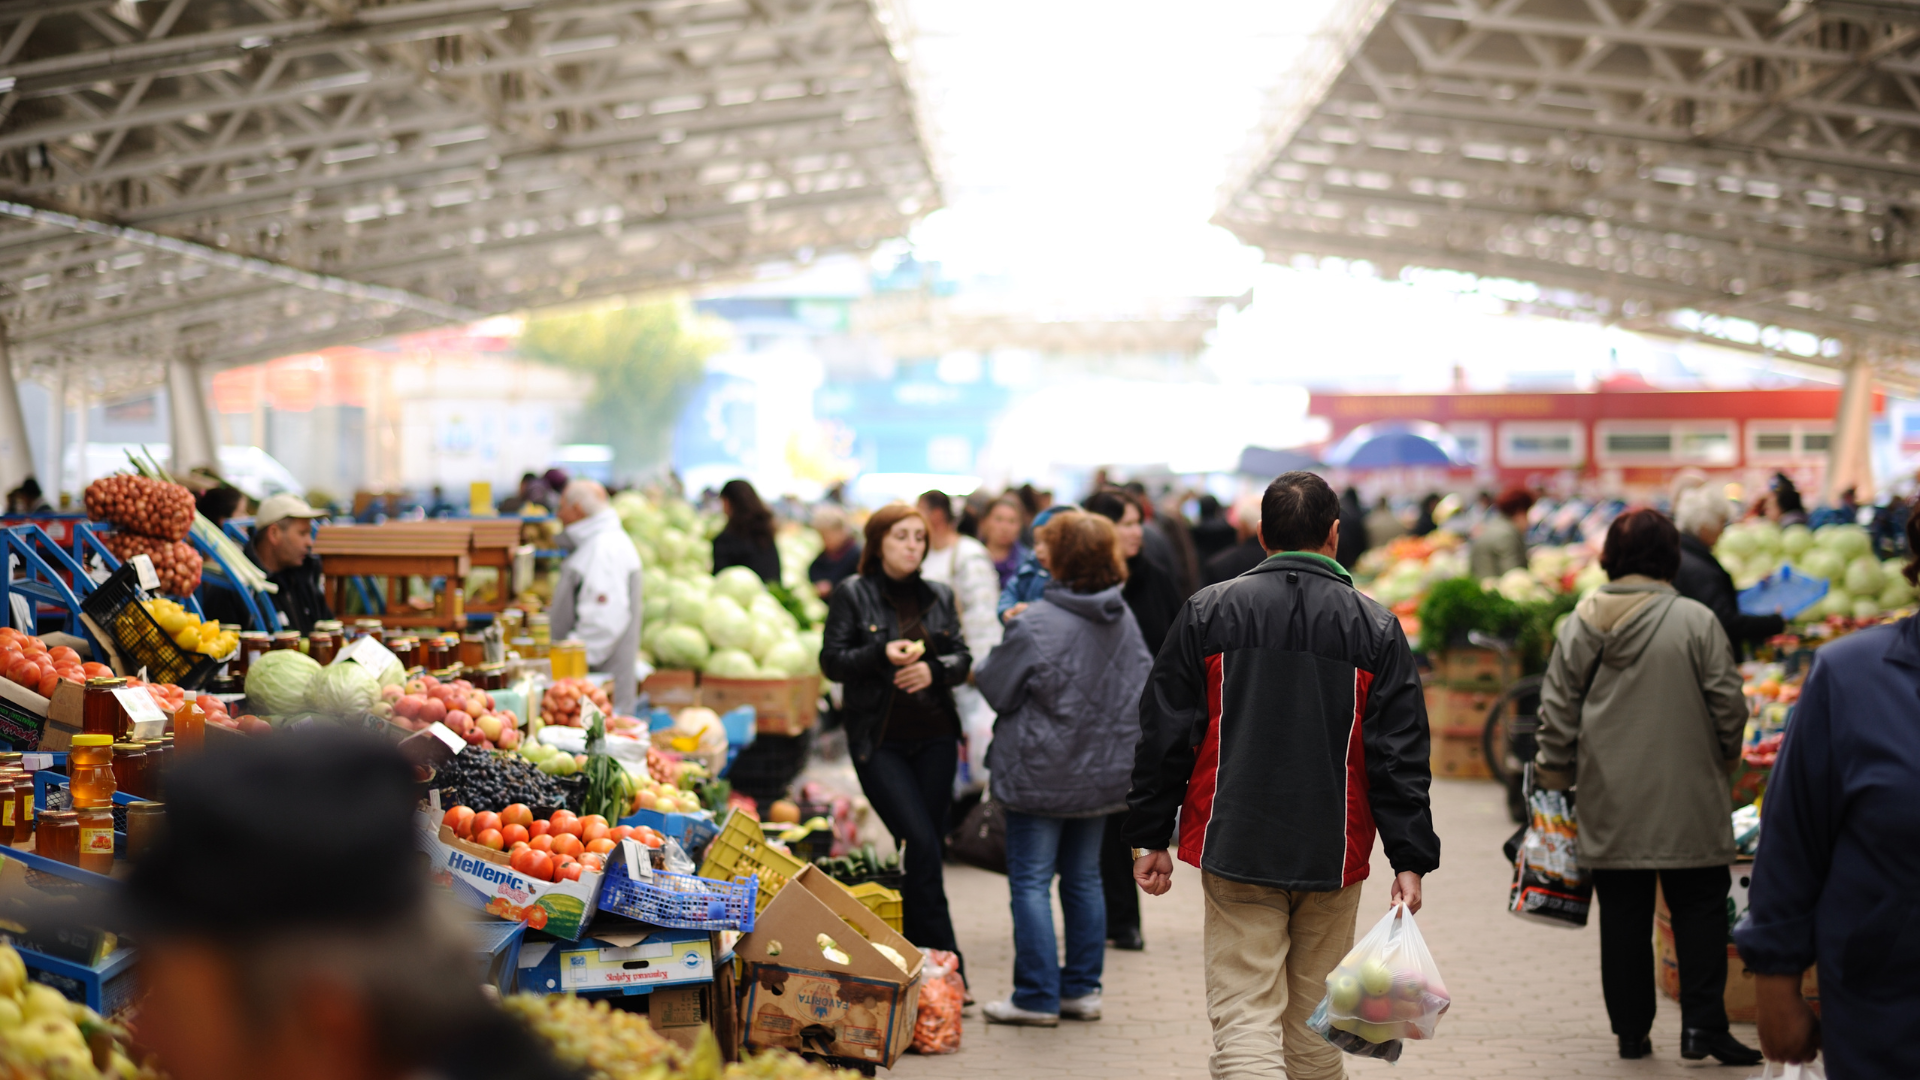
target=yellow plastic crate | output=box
[849,881,903,934]
[698,810,809,914]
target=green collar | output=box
[1263,550,1353,585]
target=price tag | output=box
[428,788,442,815]
[425,721,466,756]
[21,753,52,772]
[621,837,653,880]
[113,686,169,739]
[130,554,160,593]
[336,634,401,676]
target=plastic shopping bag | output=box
[909,949,964,1054]
[1308,903,1451,1061]
[1508,766,1592,928]
[1746,1060,1825,1079]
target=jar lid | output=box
[240,631,271,640]
[85,676,126,688]
[71,734,112,747]
[272,632,301,642]
[41,810,77,821]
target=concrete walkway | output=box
[890,778,1761,1078]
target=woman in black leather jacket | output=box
[820,502,972,972]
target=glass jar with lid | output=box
[0,767,19,844]
[458,633,486,668]
[111,742,149,800]
[271,631,302,652]
[427,636,454,670]
[39,810,79,865]
[83,677,129,739]
[237,632,272,674]
[69,734,117,808]
[12,771,34,848]
[308,630,339,665]
[76,806,114,873]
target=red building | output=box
[1310,382,1861,497]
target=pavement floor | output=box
[885,778,1763,1078]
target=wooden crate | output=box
[643,669,701,708]
[1423,685,1499,730]
[699,676,819,736]
[1436,647,1519,690]
[1431,725,1490,781]
[1655,914,1818,1022]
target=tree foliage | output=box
[518,299,724,476]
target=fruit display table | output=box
[315,521,472,630]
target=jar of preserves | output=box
[237,632,272,674]
[478,662,507,691]
[308,630,338,665]
[388,637,419,669]
[39,810,79,865]
[111,742,149,800]
[459,633,486,668]
[76,805,115,873]
[12,772,35,848]
[509,636,534,660]
[314,619,345,638]
[427,636,454,670]
[124,802,165,860]
[271,631,301,652]
[143,740,168,799]
[83,677,129,739]
[353,618,383,643]
[0,768,19,844]
[69,734,116,808]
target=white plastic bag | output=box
[1747,1061,1825,1079]
[1309,903,1451,1059]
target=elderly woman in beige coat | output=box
[1536,508,1756,1068]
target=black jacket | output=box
[712,529,781,585]
[818,573,972,763]
[1124,553,1440,891]
[1675,532,1785,657]
[199,544,332,633]
[1203,537,1265,587]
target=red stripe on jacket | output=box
[1177,652,1225,869]
[1341,668,1376,886]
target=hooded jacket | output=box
[1124,553,1439,891]
[974,584,1153,817]
[1536,577,1747,868]
[550,506,642,713]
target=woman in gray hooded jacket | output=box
[973,510,1154,1027]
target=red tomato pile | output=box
[0,628,106,697]
[83,475,195,541]
[389,673,521,749]
[539,677,611,727]
[440,803,666,883]
[99,533,203,597]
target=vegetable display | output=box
[242,649,321,715]
[1716,520,1917,620]
[504,992,854,1080]
[82,474,195,543]
[431,746,570,812]
[0,627,105,698]
[389,673,522,749]
[0,941,162,1080]
[439,802,648,881]
[307,661,381,716]
[540,677,612,727]
[138,598,237,658]
[100,534,203,598]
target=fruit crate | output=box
[78,562,221,689]
[698,809,807,915]
[849,881,903,934]
[598,849,758,931]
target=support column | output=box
[1827,354,1876,503]
[167,354,218,475]
[0,321,35,496]
[72,377,88,492]
[43,364,64,506]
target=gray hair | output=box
[560,478,609,515]
[811,505,848,533]
[1674,485,1733,536]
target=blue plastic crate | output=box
[18,943,139,1017]
[1739,566,1829,619]
[619,806,720,853]
[597,851,756,932]
[468,919,529,996]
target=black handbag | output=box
[946,795,1007,874]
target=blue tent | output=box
[1236,445,1323,476]
[1324,422,1463,470]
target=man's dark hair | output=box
[196,485,244,522]
[1599,508,1682,581]
[1081,488,1133,524]
[917,489,953,522]
[1261,472,1340,552]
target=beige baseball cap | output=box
[255,493,327,529]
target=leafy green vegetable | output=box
[1417,575,1573,676]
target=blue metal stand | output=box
[2,525,101,654]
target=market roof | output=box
[1213,0,1920,390]
[0,0,938,396]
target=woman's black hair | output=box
[718,479,775,545]
[1081,489,1133,525]
[197,485,244,522]
[1904,504,1920,586]
[1599,508,1682,581]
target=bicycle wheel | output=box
[1482,675,1543,823]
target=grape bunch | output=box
[84,474,195,542]
[100,532,203,596]
[433,748,568,814]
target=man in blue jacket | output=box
[1125,471,1440,1080]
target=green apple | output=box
[1359,959,1393,995]
[1327,972,1362,1013]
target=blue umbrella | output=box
[1236,445,1323,476]
[1324,422,1463,469]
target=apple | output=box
[445,709,473,734]
[1351,1020,1399,1044]
[1359,960,1393,995]
[1327,972,1363,1013]
[420,697,448,724]
[496,726,521,750]
[1358,996,1395,1023]
[476,713,503,742]
[1391,972,1426,1002]
[461,729,487,746]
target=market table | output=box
[314,521,472,630]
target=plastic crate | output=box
[598,852,758,931]
[698,809,807,914]
[80,563,221,689]
[468,919,529,995]
[18,943,140,1018]
[849,881,903,934]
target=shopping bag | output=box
[945,794,1007,874]
[1746,1060,1825,1079]
[1309,903,1451,1059]
[909,948,965,1054]
[1508,765,1592,928]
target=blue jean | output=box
[1004,809,1106,1014]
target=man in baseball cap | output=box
[200,493,332,632]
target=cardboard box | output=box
[1436,647,1518,690]
[515,922,715,995]
[644,669,700,708]
[646,958,738,1060]
[0,677,85,751]
[736,864,923,1068]
[1655,913,1818,1022]
[699,676,818,736]
[1423,685,1498,730]
[1431,726,1491,780]
[415,811,604,940]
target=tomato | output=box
[579,814,609,832]
[36,670,58,698]
[606,825,634,843]
[523,851,553,882]
[82,662,113,679]
[548,810,579,836]
[509,847,534,873]
[550,833,584,859]
[581,821,610,844]
[500,803,533,829]
[471,811,502,836]
[528,834,554,854]
[500,824,529,848]
[585,837,615,855]
[47,646,79,666]
[580,853,605,872]
[642,834,663,849]
[474,828,504,850]
[443,806,476,837]
[554,862,584,882]
[528,819,552,838]
[19,637,44,656]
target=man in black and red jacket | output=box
[1125,471,1440,1080]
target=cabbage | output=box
[704,647,761,679]
[670,590,710,629]
[1816,589,1853,619]
[1778,524,1813,558]
[1748,521,1782,556]
[750,594,799,632]
[747,619,786,662]
[656,528,691,564]
[1853,597,1882,619]
[643,592,672,623]
[1797,549,1843,582]
[1879,576,1915,609]
[245,650,321,715]
[795,629,824,675]
[759,639,810,677]
[644,568,670,597]
[654,625,711,669]
[1843,556,1884,597]
[1717,526,1757,560]
[702,595,755,651]
[1817,524,1872,563]
[310,661,381,715]
[714,565,767,607]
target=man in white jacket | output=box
[917,490,1003,793]
[550,480,642,714]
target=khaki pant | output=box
[1202,872,1364,1080]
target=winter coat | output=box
[1535,577,1746,869]
[974,584,1153,817]
[818,572,972,763]
[1673,532,1785,657]
[1734,616,1920,1080]
[1125,553,1440,891]
[712,528,780,584]
[920,535,1003,661]
[551,507,642,713]
[1468,514,1527,580]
